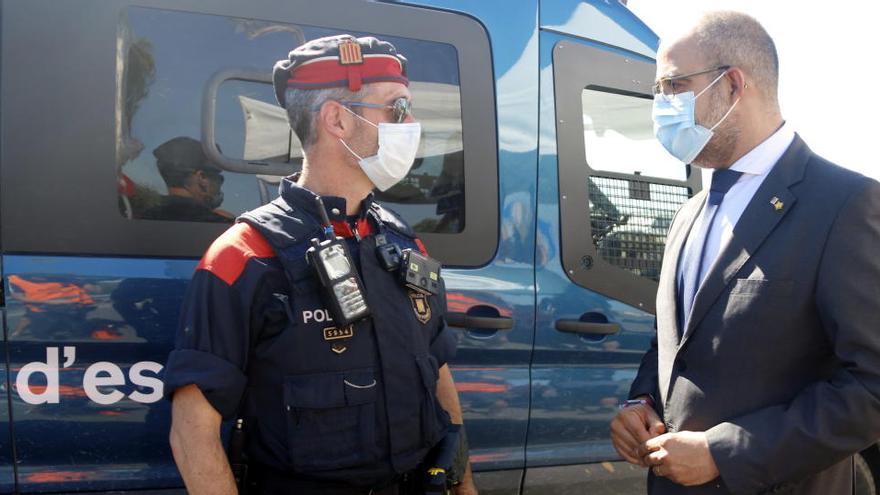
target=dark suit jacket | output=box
[630,136,880,494]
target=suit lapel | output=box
[677,136,811,349]
[659,191,705,341]
[656,190,705,404]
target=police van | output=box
[1,0,877,493]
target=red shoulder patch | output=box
[196,223,276,285]
[414,237,429,256]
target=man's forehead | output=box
[369,81,411,100]
[657,37,706,78]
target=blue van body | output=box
[5,1,654,493]
[3,1,875,494]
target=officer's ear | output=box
[317,100,353,140]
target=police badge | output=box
[409,291,431,324]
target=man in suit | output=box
[610,11,880,494]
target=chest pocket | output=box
[284,368,379,471]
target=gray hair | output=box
[689,11,779,106]
[284,85,372,151]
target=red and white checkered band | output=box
[338,41,364,65]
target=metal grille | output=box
[589,176,691,281]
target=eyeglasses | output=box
[339,97,413,123]
[652,65,730,96]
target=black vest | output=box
[237,193,450,485]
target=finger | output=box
[610,419,641,452]
[644,450,666,466]
[644,432,668,450]
[610,430,644,466]
[652,464,664,478]
[637,436,665,458]
[621,409,654,443]
[612,440,643,466]
[648,418,667,437]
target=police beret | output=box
[272,34,408,108]
[153,137,221,173]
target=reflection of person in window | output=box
[141,137,232,223]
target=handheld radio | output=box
[305,197,371,326]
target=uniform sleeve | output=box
[429,276,457,367]
[162,268,253,419]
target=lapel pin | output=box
[770,197,784,211]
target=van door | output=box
[527,1,699,492]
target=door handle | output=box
[446,312,514,330]
[554,319,620,336]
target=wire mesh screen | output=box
[589,175,691,281]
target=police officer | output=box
[163,35,477,495]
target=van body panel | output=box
[531,27,655,468]
[405,0,540,485]
[0,0,717,494]
[4,255,192,492]
[0,3,20,492]
[0,359,13,493]
[539,0,657,59]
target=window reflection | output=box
[581,89,691,281]
[117,7,465,233]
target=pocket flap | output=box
[286,368,376,409]
[286,372,345,409]
[730,278,793,296]
[343,368,377,405]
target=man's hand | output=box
[610,399,666,466]
[453,476,479,495]
[639,431,719,486]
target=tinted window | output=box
[118,7,464,232]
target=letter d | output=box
[17,347,60,404]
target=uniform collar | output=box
[278,173,376,238]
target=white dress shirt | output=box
[680,122,796,286]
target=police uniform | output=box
[163,35,457,494]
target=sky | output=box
[627,1,879,179]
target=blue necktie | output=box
[677,168,744,334]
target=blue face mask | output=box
[652,71,740,164]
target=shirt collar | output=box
[729,121,796,177]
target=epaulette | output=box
[371,201,416,239]
[238,198,321,250]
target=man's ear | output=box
[726,67,747,101]
[317,100,352,140]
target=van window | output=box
[553,40,700,312]
[118,7,465,233]
[582,89,690,281]
[3,1,495,264]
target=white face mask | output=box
[340,108,421,192]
